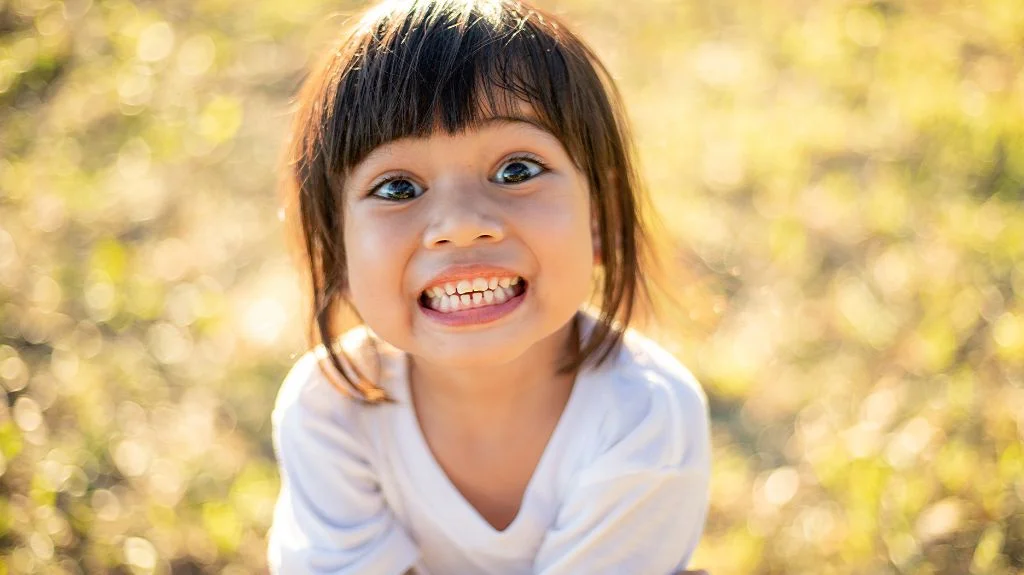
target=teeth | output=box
[424,276,525,313]
[428,276,522,296]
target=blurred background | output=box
[1,0,1022,572]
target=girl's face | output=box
[342,111,595,369]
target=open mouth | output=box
[419,275,528,313]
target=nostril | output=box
[423,223,504,248]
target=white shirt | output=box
[268,314,711,574]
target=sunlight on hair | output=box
[357,0,406,33]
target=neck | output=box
[407,315,580,433]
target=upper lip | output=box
[420,264,523,293]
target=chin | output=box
[417,332,532,369]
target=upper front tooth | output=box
[498,277,511,288]
[472,277,488,291]
[488,277,498,290]
[457,280,473,294]
[444,283,456,295]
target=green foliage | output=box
[1,0,1021,573]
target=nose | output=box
[422,184,505,249]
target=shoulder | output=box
[576,325,710,474]
[613,328,709,427]
[271,326,381,433]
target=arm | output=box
[267,354,419,575]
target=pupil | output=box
[389,180,415,198]
[503,162,530,183]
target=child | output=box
[268,0,711,573]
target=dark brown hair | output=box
[283,0,655,402]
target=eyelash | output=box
[372,174,406,190]
[362,172,420,201]
[501,153,547,171]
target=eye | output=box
[370,176,424,201]
[493,156,546,185]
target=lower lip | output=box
[419,288,527,327]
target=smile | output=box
[418,274,528,326]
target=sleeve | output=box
[532,364,711,575]
[267,353,419,575]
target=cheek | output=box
[342,211,417,325]
[517,190,594,303]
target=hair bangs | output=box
[325,0,589,176]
